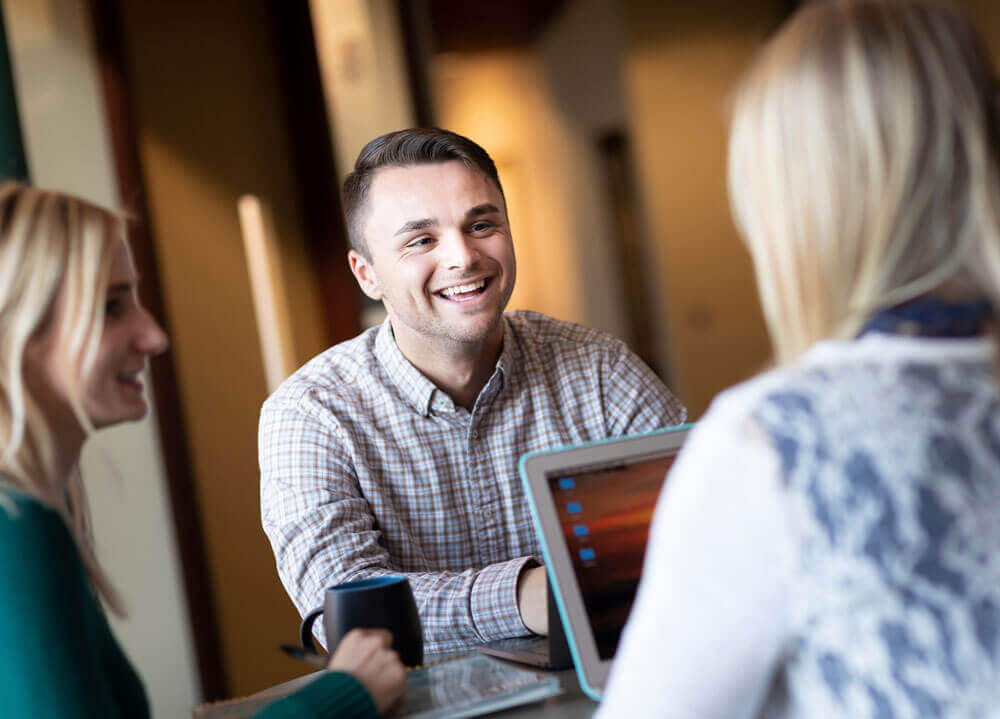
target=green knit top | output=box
[0,489,376,719]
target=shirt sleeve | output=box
[259,396,535,654]
[602,341,687,437]
[253,672,376,719]
[595,401,793,719]
[0,498,147,719]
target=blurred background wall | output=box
[621,0,778,412]
[4,0,1000,708]
[426,0,778,410]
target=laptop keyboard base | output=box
[477,637,554,669]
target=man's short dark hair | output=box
[342,127,504,258]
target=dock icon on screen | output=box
[566,502,583,514]
[579,548,596,561]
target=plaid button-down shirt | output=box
[259,311,686,655]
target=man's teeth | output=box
[440,279,486,297]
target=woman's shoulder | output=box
[697,336,992,430]
[0,485,75,560]
[0,485,89,619]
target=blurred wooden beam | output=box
[87,0,228,701]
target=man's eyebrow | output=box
[107,282,133,294]
[394,218,437,236]
[466,204,501,219]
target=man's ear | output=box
[348,249,383,301]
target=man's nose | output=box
[442,231,480,270]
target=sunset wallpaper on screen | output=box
[549,454,676,659]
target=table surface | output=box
[498,667,598,718]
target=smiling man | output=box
[259,128,685,655]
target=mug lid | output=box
[329,576,406,592]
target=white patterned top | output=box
[599,334,1000,719]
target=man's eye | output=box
[471,222,493,233]
[407,236,434,248]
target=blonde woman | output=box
[0,183,404,717]
[598,1,1000,717]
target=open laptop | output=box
[512,426,690,699]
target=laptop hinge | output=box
[546,583,573,669]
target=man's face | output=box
[349,161,516,354]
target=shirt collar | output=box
[374,315,519,417]
[374,318,438,416]
[494,316,516,383]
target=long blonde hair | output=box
[0,182,126,613]
[728,0,1000,363]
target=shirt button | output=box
[470,430,479,440]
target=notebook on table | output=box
[517,426,690,700]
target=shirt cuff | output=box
[469,556,539,641]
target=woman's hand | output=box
[327,628,406,714]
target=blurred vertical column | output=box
[308,0,414,175]
[307,0,416,328]
[0,5,27,180]
[238,194,298,394]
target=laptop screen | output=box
[547,452,676,659]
